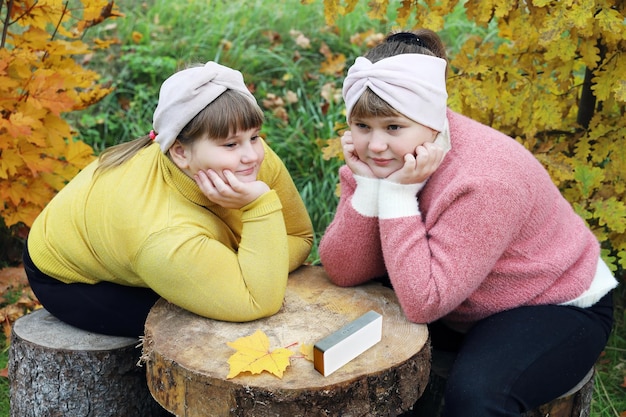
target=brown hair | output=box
[349,29,448,121]
[96,89,263,174]
[364,29,448,64]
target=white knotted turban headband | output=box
[152,61,258,152]
[342,54,448,132]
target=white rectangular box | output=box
[313,310,382,376]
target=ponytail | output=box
[94,136,154,176]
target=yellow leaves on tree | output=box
[319,0,359,26]
[226,330,295,379]
[0,1,119,229]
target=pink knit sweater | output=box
[319,110,600,328]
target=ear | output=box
[168,140,190,170]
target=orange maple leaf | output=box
[226,329,294,379]
[27,72,76,116]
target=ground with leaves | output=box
[0,267,40,343]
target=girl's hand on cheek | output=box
[387,142,446,184]
[342,131,376,178]
[194,169,269,209]
[194,169,219,196]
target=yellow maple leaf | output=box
[319,53,346,76]
[1,201,41,228]
[65,139,96,169]
[78,0,124,32]
[366,0,388,21]
[300,343,314,362]
[19,142,59,175]
[321,136,343,161]
[226,330,294,379]
[0,148,23,179]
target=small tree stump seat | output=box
[9,308,168,417]
[408,348,595,417]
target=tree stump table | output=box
[142,265,430,417]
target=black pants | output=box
[23,243,161,337]
[429,291,614,417]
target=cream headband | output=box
[152,61,258,152]
[342,54,448,132]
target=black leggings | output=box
[430,291,614,417]
[23,243,161,337]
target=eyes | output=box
[354,122,402,131]
[222,134,261,148]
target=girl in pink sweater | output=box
[318,29,617,417]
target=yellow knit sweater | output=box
[28,141,314,322]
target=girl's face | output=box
[173,128,265,182]
[349,114,437,179]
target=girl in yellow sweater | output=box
[24,61,314,337]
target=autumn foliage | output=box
[226,329,314,379]
[226,329,295,379]
[320,0,626,277]
[0,0,120,229]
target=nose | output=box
[240,141,260,163]
[368,132,388,153]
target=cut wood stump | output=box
[408,350,595,417]
[9,308,168,417]
[523,367,594,417]
[143,265,431,417]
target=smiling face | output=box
[349,114,437,179]
[172,127,265,182]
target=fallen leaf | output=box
[2,315,13,340]
[300,343,314,361]
[226,330,294,379]
[319,53,346,76]
[0,266,29,295]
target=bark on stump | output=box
[143,265,431,417]
[9,308,167,417]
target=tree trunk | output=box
[408,351,594,417]
[9,308,168,417]
[577,39,606,129]
[143,266,431,417]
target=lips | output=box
[236,166,257,176]
[371,158,393,166]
